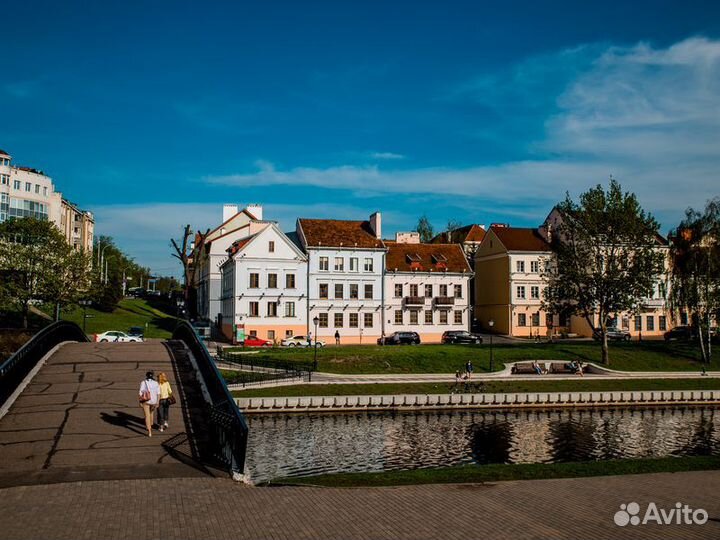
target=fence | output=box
[219,349,314,386]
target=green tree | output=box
[542,180,665,364]
[415,215,435,243]
[669,197,720,363]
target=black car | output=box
[592,327,631,341]
[441,331,483,344]
[663,326,694,342]
[377,331,421,345]
[128,326,145,339]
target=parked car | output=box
[663,326,695,342]
[95,331,143,343]
[441,331,483,344]
[241,336,272,347]
[377,331,421,345]
[592,327,631,341]
[280,335,326,347]
[127,326,145,339]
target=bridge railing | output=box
[0,321,89,407]
[172,320,249,478]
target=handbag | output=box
[168,393,177,405]
[139,381,151,403]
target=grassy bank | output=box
[272,455,720,487]
[225,340,720,374]
[231,377,720,398]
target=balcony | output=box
[434,296,455,307]
[403,296,425,306]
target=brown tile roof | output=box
[227,235,255,256]
[298,219,384,249]
[385,242,471,273]
[207,209,258,237]
[492,226,551,252]
[430,224,485,244]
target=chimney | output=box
[369,212,382,239]
[223,204,239,222]
[246,203,263,220]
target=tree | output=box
[171,224,209,318]
[0,218,91,328]
[446,219,463,243]
[542,180,665,364]
[668,198,720,363]
[415,215,435,243]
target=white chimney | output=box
[223,204,239,222]
[246,203,263,220]
[369,212,382,239]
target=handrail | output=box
[171,320,249,477]
[1,321,89,407]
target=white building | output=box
[296,213,386,344]
[219,222,308,343]
[384,233,473,342]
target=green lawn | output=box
[225,340,720,374]
[231,377,720,398]
[271,455,720,488]
[57,298,178,339]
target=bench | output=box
[549,362,583,374]
[511,362,547,375]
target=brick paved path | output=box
[0,342,211,488]
[0,471,718,539]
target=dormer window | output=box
[406,253,422,263]
[431,253,447,264]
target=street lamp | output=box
[488,319,495,372]
[79,299,92,334]
[312,316,320,371]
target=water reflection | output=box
[245,407,720,483]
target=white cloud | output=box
[370,152,405,160]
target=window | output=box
[267,302,278,317]
[516,260,525,273]
[364,258,373,272]
[43,186,47,196]
[439,311,448,324]
[349,313,359,327]
[646,316,655,331]
[680,312,688,325]
[335,283,343,299]
[518,313,527,327]
[334,257,344,271]
[363,313,373,327]
[319,257,329,271]
[334,313,344,327]
[530,260,539,273]
[635,316,642,331]
[267,273,277,288]
[532,312,540,326]
[267,330,275,340]
[0,174,7,185]
[349,257,358,272]
[531,286,540,299]
[425,284,433,298]
[268,241,275,253]
[364,284,373,299]
[285,302,295,317]
[394,310,403,324]
[409,284,418,296]
[454,310,462,324]
[454,285,462,298]
[249,302,259,317]
[25,182,31,192]
[319,313,328,328]
[395,284,403,298]
[34,184,40,194]
[286,330,293,337]
[439,284,448,297]
[410,311,419,324]
[14,180,20,190]
[286,273,296,288]
[319,283,328,299]
[517,286,526,299]
[249,330,257,337]
[349,284,359,299]
[425,310,433,324]
[249,273,259,288]
[659,315,667,331]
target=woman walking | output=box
[157,372,174,432]
[138,371,160,437]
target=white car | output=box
[280,335,325,348]
[95,331,143,343]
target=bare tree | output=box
[171,225,209,318]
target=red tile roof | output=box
[227,235,255,256]
[385,242,471,273]
[491,226,550,252]
[298,219,384,249]
[430,224,485,244]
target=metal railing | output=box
[0,321,89,407]
[219,349,315,375]
[172,321,249,477]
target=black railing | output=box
[0,321,89,407]
[219,349,315,376]
[172,321,249,477]
[221,369,308,388]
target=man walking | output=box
[465,360,474,378]
[334,330,340,346]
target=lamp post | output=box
[488,319,495,372]
[313,316,320,371]
[79,299,92,334]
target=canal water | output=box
[244,407,720,483]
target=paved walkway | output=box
[0,341,211,488]
[0,471,717,539]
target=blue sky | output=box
[2,0,719,276]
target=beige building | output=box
[58,199,94,252]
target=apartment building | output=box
[219,222,307,343]
[58,199,94,252]
[296,213,386,344]
[385,233,473,342]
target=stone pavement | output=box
[0,341,212,488]
[0,470,718,539]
